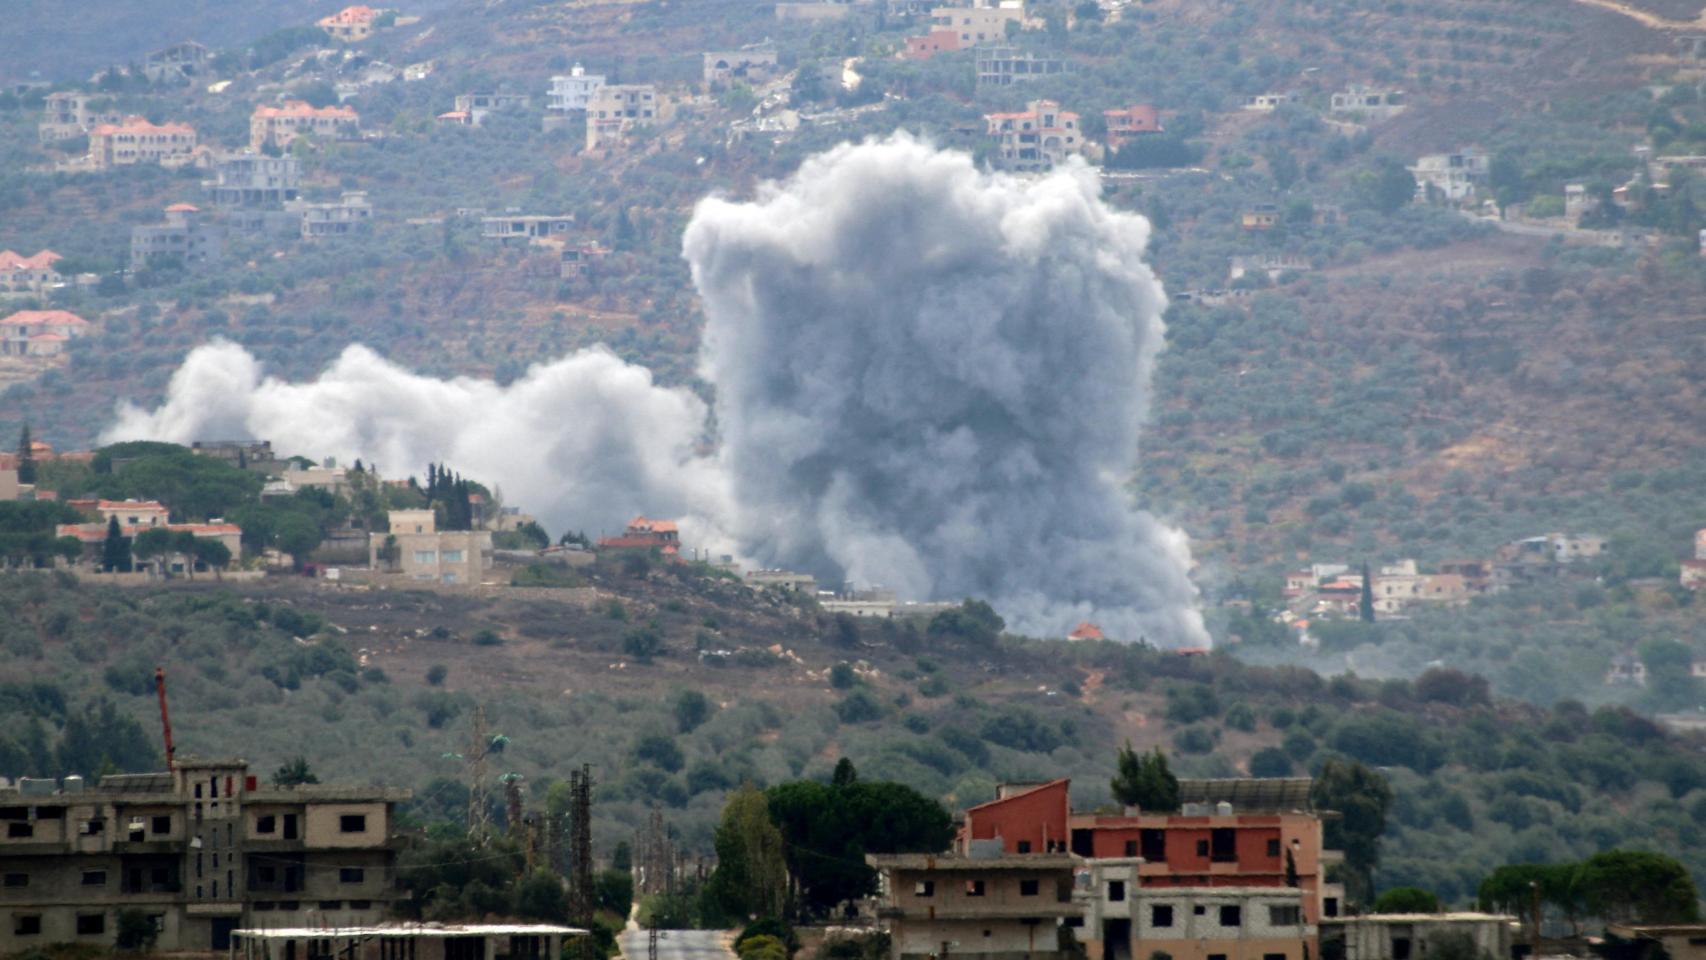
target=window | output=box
[340,868,365,884]
[1124,840,1138,857]
[14,915,41,936]
[441,550,464,563]
[1267,839,1281,857]
[3,873,26,887]
[152,815,171,834]
[914,881,934,897]
[1108,880,1125,902]
[1020,880,1039,896]
[258,866,278,883]
[77,914,105,935]
[1392,939,1412,960]
[1269,905,1301,926]
[320,901,343,910]
[1211,829,1236,863]
[1208,955,1226,960]
[255,815,276,834]
[965,880,986,897]
[1196,839,1208,857]
[82,871,106,886]
[1265,954,1288,960]
[1324,897,1340,918]
[1194,905,1206,915]
[81,819,104,835]
[339,814,367,833]
[1016,840,1032,854]
[1220,905,1241,927]
[413,550,437,564]
[348,901,372,910]
[1140,830,1166,861]
[8,822,33,838]
[1151,905,1174,928]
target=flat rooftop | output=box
[234,924,586,939]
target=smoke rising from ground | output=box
[685,136,1203,645]
[108,135,1205,645]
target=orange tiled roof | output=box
[0,250,61,271]
[164,202,200,212]
[91,116,195,137]
[253,100,359,120]
[1067,621,1105,641]
[1,310,90,328]
[318,4,379,26]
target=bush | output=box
[426,664,448,686]
[834,691,885,724]
[472,629,503,646]
[830,662,857,689]
[623,625,664,662]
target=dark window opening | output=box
[82,871,106,886]
[339,814,367,833]
[1211,829,1236,863]
[1220,905,1241,927]
[1392,938,1412,960]
[915,881,934,897]
[1124,840,1138,857]
[1196,839,1208,857]
[1141,829,1166,861]
[1071,829,1094,857]
[1325,897,1340,918]
[1151,905,1174,928]
[15,915,41,936]
[256,815,277,834]
[1270,905,1301,926]
[152,815,171,834]
[8,822,33,838]
[3,873,26,887]
[1267,839,1281,857]
[1108,880,1126,902]
[340,868,365,884]
[77,914,105,935]
[283,815,299,840]
[966,880,986,897]
[1020,880,1039,896]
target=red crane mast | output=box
[154,667,176,770]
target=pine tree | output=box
[101,517,130,572]
[1359,561,1376,623]
[16,425,36,485]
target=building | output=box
[1228,255,1310,283]
[597,516,681,556]
[292,192,373,239]
[744,569,818,592]
[452,92,532,126]
[1067,622,1105,642]
[1103,105,1162,151]
[1328,85,1406,120]
[232,924,584,960]
[39,92,123,143]
[202,154,301,208]
[985,99,1082,172]
[250,101,360,152]
[1607,651,1648,687]
[775,2,855,22]
[1243,93,1295,112]
[560,241,607,280]
[1077,877,1317,960]
[0,760,407,954]
[1683,559,1706,591]
[1242,205,1280,231]
[547,65,607,113]
[703,47,780,87]
[142,41,211,84]
[1409,151,1490,203]
[89,117,198,169]
[975,47,1065,87]
[1323,914,1513,960]
[0,310,91,357]
[931,2,1029,45]
[902,30,962,59]
[867,852,1078,960]
[74,498,171,528]
[585,84,665,150]
[318,5,384,41]
[130,204,223,271]
[58,521,243,573]
[369,509,493,585]
[481,215,576,242]
[0,250,63,298]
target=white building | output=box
[1409,150,1490,202]
[548,65,607,113]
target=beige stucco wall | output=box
[303,802,387,848]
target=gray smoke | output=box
[685,135,1204,645]
[108,135,1205,645]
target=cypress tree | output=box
[1360,561,1376,623]
[101,517,130,572]
[16,425,36,485]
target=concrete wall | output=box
[304,802,388,848]
[894,918,1061,960]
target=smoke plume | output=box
[107,135,1205,645]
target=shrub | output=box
[426,664,448,686]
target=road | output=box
[618,929,735,960]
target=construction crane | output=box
[154,667,176,770]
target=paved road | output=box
[618,928,735,960]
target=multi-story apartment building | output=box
[547,65,607,114]
[984,99,1081,172]
[1103,105,1163,151]
[585,85,665,150]
[369,509,493,585]
[130,205,223,271]
[0,759,407,954]
[89,117,198,170]
[930,1,1028,44]
[39,92,123,144]
[293,192,373,239]
[203,154,301,208]
[250,101,360,152]
[974,47,1065,87]
[868,853,1079,960]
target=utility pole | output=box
[1529,880,1542,960]
[568,764,595,925]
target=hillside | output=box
[4,568,1706,906]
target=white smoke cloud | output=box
[107,135,1206,646]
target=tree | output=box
[131,527,174,574]
[273,755,319,786]
[16,425,35,485]
[674,689,714,733]
[274,512,323,568]
[1362,159,1417,215]
[194,538,232,576]
[1250,746,1294,778]
[513,868,570,922]
[832,757,858,787]
[1110,742,1180,812]
[427,664,449,686]
[1373,887,1440,913]
[1311,760,1391,907]
[1359,562,1375,623]
[115,908,159,952]
[1578,850,1699,923]
[705,783,789,921]
[101,516,131,572]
